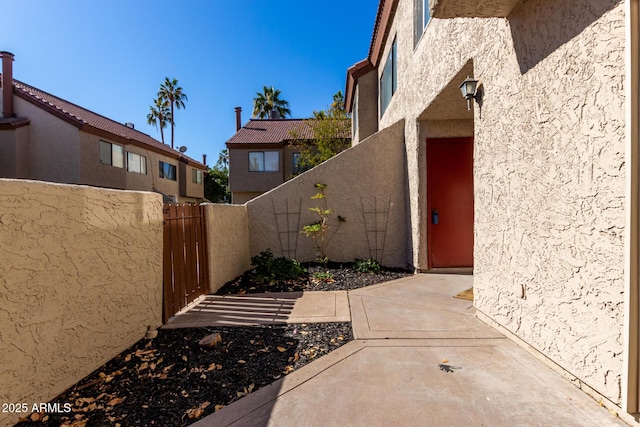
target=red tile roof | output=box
[225,118,352,148]
[4,76,207,169]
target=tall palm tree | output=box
[252,86,291,119]
[158,77,188,149]
[146,97,170,145]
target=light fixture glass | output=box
[459,76,479,111]
[459,76,478,99]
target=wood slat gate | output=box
[163,203,209,323]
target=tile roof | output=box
[4,76,206,169]
[227,118,352,147]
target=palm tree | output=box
[252,86,291,119]
[146,97,171,145]
[158,77,188,149]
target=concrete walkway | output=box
[163,291,350,328]
[189,274,626,427]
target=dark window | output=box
[249,151,279,172]
[293,153,302,174]
[192,168,202,184]
[414,0,431,47]
[99,140,124,168]
[127,152,146,174]
[380,37,397,117]
[159,161,176,181]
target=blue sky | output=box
[1,1,377,166]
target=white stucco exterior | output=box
[347,0,629,414]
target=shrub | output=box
[250,249,307,284]
[353,258,382,274]
[312,271,334,282]
[301,183,345,264]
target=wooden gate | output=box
[163,203,209,323]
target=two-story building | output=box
[0,51,206,202]
[342,0,638,421]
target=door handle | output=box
[432,209,439,224]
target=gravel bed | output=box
[216,262,413,294]
[14,323,352,427]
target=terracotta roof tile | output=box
[226,119,313,145]
[226,118,351,147]
[5,77,206,169]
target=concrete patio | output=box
[185,274,626,426]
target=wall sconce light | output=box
[459,76,481,112]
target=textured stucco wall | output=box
[178,163,205,199]
[353,70,379,145]
[246,120,408,267]
[229,148,286,194]
[473,0,626,403]
[372,0,625,404]
[13,95,81,184]
[204,203,251,293]
[0,180,163,426]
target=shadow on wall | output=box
[509,0,620,74]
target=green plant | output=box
[250,249,307,284]
[301,183,345,264]
[313,271,334,281]
[353,258,382,274]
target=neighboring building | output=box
[246,0,640,421]
[0,51,206,202]
[226,107,349,204]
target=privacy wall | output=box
[0,180,163,426]
[246,120,408,268]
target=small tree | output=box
[302,183,345,264]
[290,91,351,174]
[204,149,230,203]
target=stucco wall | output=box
[246,120,408,267]
[14,95,81,184]
[353,70,379,145]
[179,163,205,199]
[370,0,625,404]
[229,147,286,194]
[0,180,163,426]
[204,203,251,293]
[473,0,626,403]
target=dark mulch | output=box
[14,323,352,427]
[216,261,413,294]
[15,264,411,427]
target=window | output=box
[249,151,279,172]
[380,37,397,117]
[414,0,431,47]
[99,140,124,168]
[192,168,202,184]
[127,152,146,174]
[293,153,302,174]
[352,91,359,137]
[159,161,176,181]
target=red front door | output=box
[427,137,474,268]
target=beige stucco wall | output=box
[473,0,626,404]
[352,70,379,145]
[246,119,408,267]
[0,180,163,426]
[179,163,205,199]
[79,132,127,189]
[13,95,82,183]
[204,203,251,293]
[371,0,625,404]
